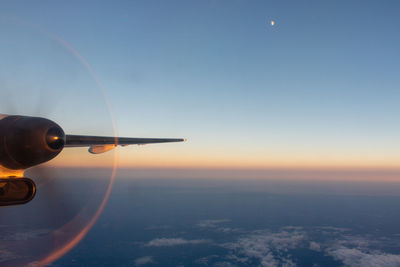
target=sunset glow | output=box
[49,146,400,170]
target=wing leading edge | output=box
[65,135,186,154]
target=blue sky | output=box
[1,0,400,168]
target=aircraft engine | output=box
[0,177,36,206]
[0,116,65,170]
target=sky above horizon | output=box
[1,0,400,170]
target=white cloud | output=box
[309,230,400,267]
[197,219,230,228]
[145,238,210,247]
[189,223,400,267]
[217,227,240,233]
[197,219,240,234]
[194,223,400,267]
[135,256,154,266]
[327,247,400,267]
[309,242,321,252]
[223,229,305,267]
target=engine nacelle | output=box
[0,177,36,206]
[0,116,65,170]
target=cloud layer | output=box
[135,256,154,266]
[141,219,400,267]
[222,229,305,267]
[218,227,400,267]
[146,238,210,247]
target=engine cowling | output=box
[0,177,36,206]
[0,116,65,170]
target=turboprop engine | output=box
[0,115,65,206]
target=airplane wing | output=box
[65,135,186,154]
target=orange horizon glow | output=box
[43,164,400,183]
[45,149,400,183]
[49,147,400,170]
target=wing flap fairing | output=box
[88,145,117,154]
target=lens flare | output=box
[0,14,119,266]
[37,34,119,267]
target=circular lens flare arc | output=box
[0,16,118,266]
[34,34,119,266]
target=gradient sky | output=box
[1,0,400,169]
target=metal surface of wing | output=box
[65,135,186,147]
